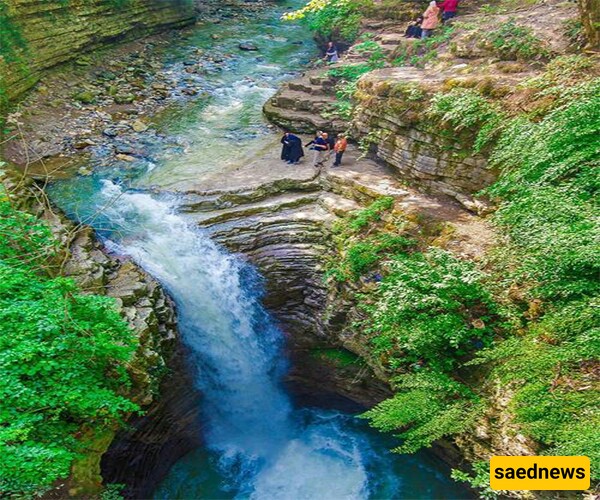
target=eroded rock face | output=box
[352,70,497,211]
[101,346,203,499]
[1,0,196,100]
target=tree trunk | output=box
[578,0,600,49]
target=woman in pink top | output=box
[421,1,441,39]
[438,0,460,22]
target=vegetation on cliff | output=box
[296,0,600,490]
[0,186,140,496]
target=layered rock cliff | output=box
[0,0,196,101]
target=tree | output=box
[578,0,600,49]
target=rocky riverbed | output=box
[2,0,300,177]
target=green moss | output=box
[311,348,361,367]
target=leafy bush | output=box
[363,370,482,453]
[484,19,550,61]
[452,462,501,500]
[360,249,497,372]
[283,0,373,42]
[0,192,139,496]
[473,299,600,474]
[429,88,505,152]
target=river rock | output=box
[238,42,258,51]
[132,120,149,132]
[116,153,136,162]
[103,127,120,138]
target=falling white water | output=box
[97,181,377,498]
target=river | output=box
[48,1,471,498]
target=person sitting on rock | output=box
[305,131,328,168]
[324,41,339,63]
[421,1,441,39]
[404,16,424,39]
[437,0,460,22]
[333,133,348,167]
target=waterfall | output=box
[96,181,380,499]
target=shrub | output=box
[0,193,139,496]
[363,370,482,453]
[483,19,550,61]
[360,249,497,372]
[429,88,505,152]
[283,0,373,42]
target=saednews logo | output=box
[490,456,591,491]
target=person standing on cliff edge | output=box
[332,133,348,167]
[305,131,328,168]
[283,131,304,164]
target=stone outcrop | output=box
[166,140,491,408]
[352,68,498,212]
[263,69,349,134]
[0,0,196,100]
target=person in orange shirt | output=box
[333,133,348,167]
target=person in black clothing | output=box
[404,16,424,39]
[280,133,291,162]
[280,132,304,164]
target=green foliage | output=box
[473,299,600,476]
[346,196,394,232]
[284,0,372,42]
[363,370,483,453]
[0,1,28,63]
[311,348,360,367]
[328,62,371,81]
[326,197,412,280]
[429,88,505,152]
[360,249,497,372]
[101,483,126,500]
[329,233,415,281]
[452,462,501,500]
[431,74,600,478]
[484,19,550,61]
[0,193,140,496]
[353,38,386,69]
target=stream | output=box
[48,2,471,498]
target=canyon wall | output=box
[352,69,497,211]
[0,0,196,100]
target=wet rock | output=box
[103,127,120,138]
[239,42,259,51]
[73,91,97,104]
[116,153,136,162]
[114,142,135,155]
[73,138,96,149]
[132,120,149,132]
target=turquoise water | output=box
[48,3,473,498]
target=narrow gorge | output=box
[1,0,598,498]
